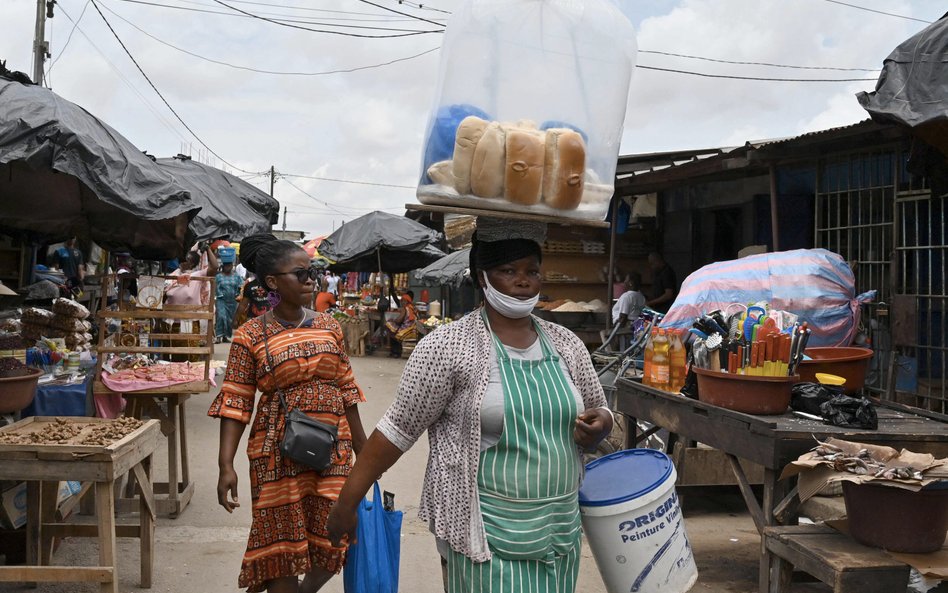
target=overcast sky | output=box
[2,0,943,239]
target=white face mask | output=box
[481,272,539,319]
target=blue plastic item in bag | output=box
[343,482,402,593]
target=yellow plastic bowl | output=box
[815,372,847,386]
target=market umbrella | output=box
[319,211,445,273]
[413,247,471,287]
[0,73,200,259]
[156,155,279,242]
[857,13,948,158]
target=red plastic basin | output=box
[798,347,873,395]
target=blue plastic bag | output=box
[343,482,402,593]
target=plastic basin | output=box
[798,347,873,394]
[0,368,41,413]
[842,481,948,553]
[693,367,798,415]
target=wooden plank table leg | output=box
[39,481,58,566]
[95,481,118,593]
[137,455,154,588]
[26,481,40,588]
[178,398,190,491]
[167,398,180,517]
[759,468,777,593]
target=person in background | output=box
[215,251,243,344]
[325,271,340,297]
[384,291,417,358]
[327,220,612,593]
[233,274,271,331]
[315,290,336,313]
[165,245,219,307]
[52,238,85,294]
[612,272,646,328]
[210,233,367,593]
[645,251,677,314]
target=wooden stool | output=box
[122,392,194,518]
[763,524,910,593]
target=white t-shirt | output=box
[612,289,646,324]
[326,274,339,295]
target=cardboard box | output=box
[0,482,27,530]
[57,481,82,507]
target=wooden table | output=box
[0,417,161,592]
[614,378,948,593]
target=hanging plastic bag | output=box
[343,482,402,593]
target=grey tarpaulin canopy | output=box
[319,211,445,273]
[857,12,948,157]
[0,74,199,259]
[156,155,279,242]
[413,247,471,287]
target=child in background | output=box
[215,247,242,343]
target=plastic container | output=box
[642,328,655,387]
[798,347,873,395]
[842,481,948,553]
[693,367,798,415]
[0,368,41,413]
[650,329,670,391]
[428,300,442,317]
[579,449,698,593]
[669,329,686,393]
[417,0,638,222]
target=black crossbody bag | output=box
[262,312,340,473]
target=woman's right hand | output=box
[217,466,240,513]
[326,503,358,548]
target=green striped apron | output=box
[447,312,582,593]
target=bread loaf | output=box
[542,129,586,210]
[504,129,545,205]
[452,116,488,194]
[427,160,456,188]
[470,122,506,199]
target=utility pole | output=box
[282,206,287,234]
[32,0,53,86]
[269,165,276,198]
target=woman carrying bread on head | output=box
[208,233,367,593]
[327,218,613,593]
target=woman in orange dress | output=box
[209,234,367,593]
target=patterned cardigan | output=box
[376,310,607,563]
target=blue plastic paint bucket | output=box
[579,449,698,593]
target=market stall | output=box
[0,72,199,259]
[614,378,948,593]
[92,274,215,517]
[0,417,160,592]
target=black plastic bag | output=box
[790,382,840,416]
[820,395,878,430]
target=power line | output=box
[638,50,879,72]
[208,0,443,38]
[55,3,191,145]
[820,0,933,24]
[354,0,446,27]
[48,0,93,74]
[280,172,416,189]
[396,1,452,15]
[173,0,424,21]
[281,177,397,216]
[636,64,877,82]
[90,0,263,174]
[100,3,439,76]
[112,0,436,29]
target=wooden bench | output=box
[763,524,910,593]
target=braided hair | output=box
[239,234,304,285]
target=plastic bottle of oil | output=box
[669,329,687,393]
[650,328,671,391]
[642,328,656,387]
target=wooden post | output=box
[769,164,780,252]
[607,196,619,331]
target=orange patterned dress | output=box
[208,312,365,592]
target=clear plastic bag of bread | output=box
[417,0,637,222]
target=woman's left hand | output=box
[574,408,614,450]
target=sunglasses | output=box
[272,265,320,283]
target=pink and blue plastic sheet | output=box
[659,249,875,347]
